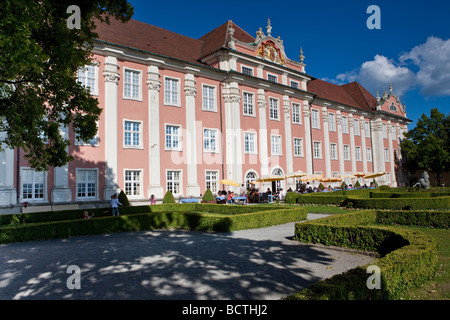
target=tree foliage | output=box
[400,108,450,184]
[0,0,133,170]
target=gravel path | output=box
[0,214,375,300]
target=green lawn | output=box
[401,228,450,300]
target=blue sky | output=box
[128,0,450,129]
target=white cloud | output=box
[336,54,415,96]
[399,36,450,97]
[333,37,450,98]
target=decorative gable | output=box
[254,19,288,66]
[376,83,407,117]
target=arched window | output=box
[389,103,397,112]
[245,171,257,190]
[272,168,283,176]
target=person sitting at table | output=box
[227,191,234,204]
[266,188,272,195]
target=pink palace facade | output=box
[0,19,411,211]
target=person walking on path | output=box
[110,194,123,216]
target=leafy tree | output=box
[0,0,133,170]
[400,108,450,185]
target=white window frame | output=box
[292,103,301,124]
[329,113,336,132]
[313,141,322,159]
[124,169,143,198]
[243,91,255,116]
[205,170,219,193]
[391,125,396,140]
[77,64,98,95]
[245,171,258,190]
[123,119,143,149]
[267,73,278,83]
[244,131,257,154]
[75,122,99,147]
[383,123,388,139]
[330,143,338,160]
[271,134,282,156]
[293,137,303,157]
[355,146,362,161]
[165,124,182,151]
[386,172,391,183]
[269,97,279,120]
[76,168,99,201]
[202,84,217,112]
[164,76,180,107]
[366,148,372,162]
[20,167,47,202]
[166,170,182,196]
[290,80,299,89]
[342,116,349,134]
[354,119,360,136]
[311,109,320,129]
[203,128,219,153]
[123,68,142,100]
[241,65,254,76]
[365,121,370,137]
[344,145,350,161]
[385,148,390,162]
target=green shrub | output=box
[285,191,299,204]
[379,185,391,191]
[318,183,324,191]
[118,190,130,206]
[340,181,347,189]
[163,190,175,203]
[297,195,347,205]
[202,188,215,202]
[344,196,450,210]
[290,211,438,299]
[354,180,361,188]
[375,210,450,229]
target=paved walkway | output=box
[0,214,375,300]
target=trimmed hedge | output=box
[344,196,450,210]
[376,210,450,229]
[0,205,307,244]
[289,211,438,300]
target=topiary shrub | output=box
[354,180,361,188]
[163,190,175,203]
[318,183,324,191]
[340,181,347,189]
[118,190,130,206]
[285,191,299,204]
[379,185,391,191]
[202,188,215,203]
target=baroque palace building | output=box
[0,18,411,211]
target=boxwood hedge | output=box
[288,211,438,300]
[0,204,307,244]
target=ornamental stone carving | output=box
[146,80,161,92]
[184,86,197,97]
[103,62,120,84]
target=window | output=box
[329,113,336,132]
[242,66,253,76]
[124,120,142,148]
[385,148,389,162]
[391,125,396,140]
[244,132,257,154]
[313,141,322,159]
[165,125,181,150]
[386,172,391,183]
[342,116,349,134]
[245,171,257,190]
[365,121,370,137]
[243,92,255,116]
[330,143,337,160]
[76,169,97,199]
[390,103,397,112]
[164,77,179,106]
[124,170,142,197]
[355,146,361,161]
[290,81,299,89]
[267,74,278,83]
[354,119,360,136]
[75,123,99,146]
[271,135,281,155]
[293,138,303,157]
[366,148,372,162]
[77,64,97,95]
[292,103,301,124]
[124,69,141,99]
[167,170,181,195]
[311,109,320,129]
[383,123,388,139]
[21,168,45,201]
[344,145,350,161]
[202,85,216,111]
[203,128,218,153]
[205,171,219,193]
[269,98,279,120]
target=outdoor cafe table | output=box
[180,198,199,203]
[231,196,247,204]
